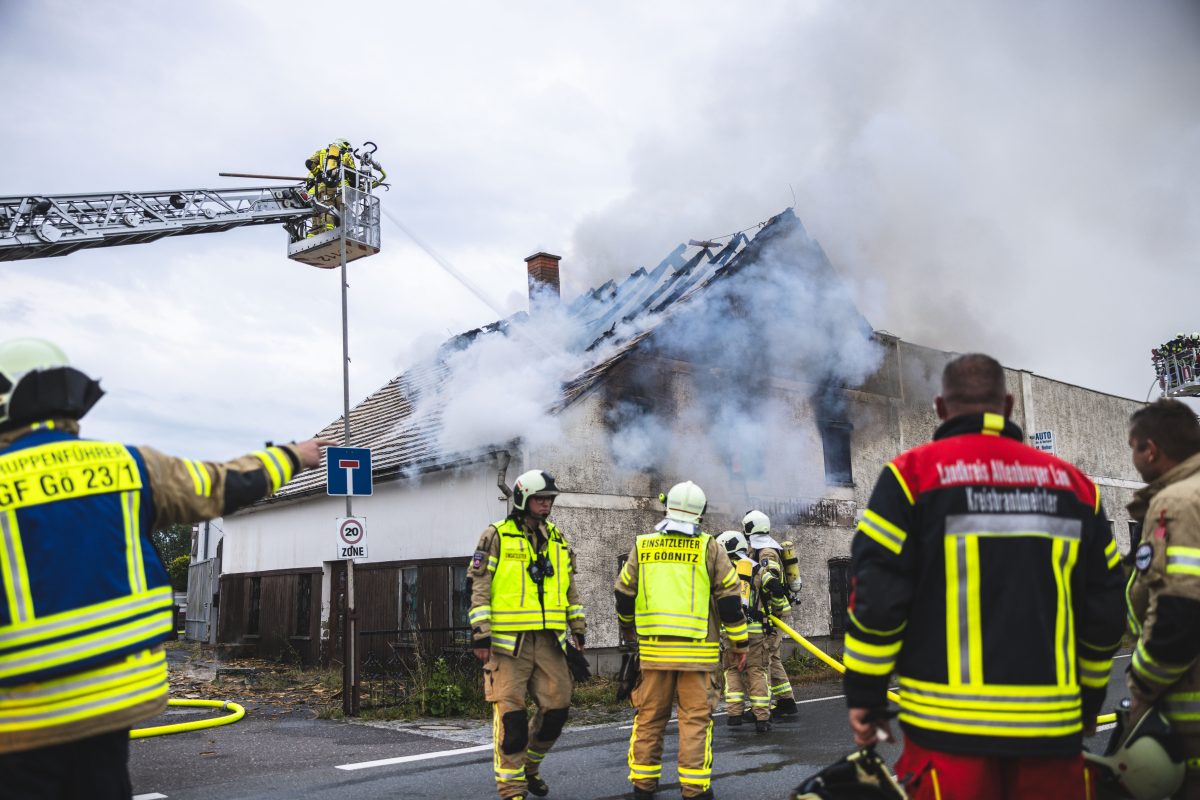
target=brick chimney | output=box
[525,251,561,307]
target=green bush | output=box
[167,555,190,591]
[425,657,466,717]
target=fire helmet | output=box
[743,509,771,536]
[716,530,749,556]
[333,138,351,149]
[512,469,560,511]
[0,338,103,433]
[1085,705,1185,800]
[664,480,707,525]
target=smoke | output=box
[405,209,884,501]
[564,1,1200,401]
[405,282,593,459]
[601,213,884,498]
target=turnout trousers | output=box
[767,632,795,705]
[895,736,1089,800]
[724,634,769,720]
[483,631,573,799]
[628,668,716,798]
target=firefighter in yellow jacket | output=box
[304,138,357,235]
[716,530,754,728]
[468,470,585,800]
[742,510,799,722]
[0,338,331,799]
[1125,399,1200,797]
[616,481,749,800]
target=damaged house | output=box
[191,208,1146,671]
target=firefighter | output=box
[743,510,799,723]
[468,470,586,800]
[304,138,357,236]
[616,481,749,799]
[0,338,331,798]
[716,530,754,727]
[1124,399,1200,798]
[844,353,1126,800]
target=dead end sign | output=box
[336,516,368,560]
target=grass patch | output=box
[783,650,840,684]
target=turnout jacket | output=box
[467,515,586,657]
[1125,451,1200,735]
[615,521,749,671]
[844,412,1126,757]
[0,419,305,754]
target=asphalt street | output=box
[130,656,1130,800]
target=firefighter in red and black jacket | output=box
[844,354,1126,800]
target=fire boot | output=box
[631,788,655,800]
[771,697,799,720]
[527,775,549,797]
[755,718,772,734]
[726,713,744,727]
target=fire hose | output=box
[129,698,245,739]
[768,615,1118,726]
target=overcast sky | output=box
[3,1,1198,461]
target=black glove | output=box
[565,641,592,683]
[615,652,640,703]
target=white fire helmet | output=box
[743,510,771,536]
[0,338,103,431]
[1085,706,1185,800]
[716,530,749,556]
[511,469,560,511]
[665,480,707,525]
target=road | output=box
[130,657,1130,800]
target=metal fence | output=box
[358,627,479,710]
[185,558,219,644]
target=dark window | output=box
[247,576,262,635]
[828,559,851,636]
[1107,519,1115,536]
[450,565,470,643]
[294,573,312,637]
[820,421,853,486]
[399,567,419,635]
[1128,520,1141,544]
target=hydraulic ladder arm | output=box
[0,185,314,262]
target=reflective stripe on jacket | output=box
[0,429,172,688]
[634,531,712,638]
[489,518,571,639]
[845,412,1126,757]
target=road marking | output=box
[336,743,493,771]
[134,794,168,800]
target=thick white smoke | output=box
[406,210,884,497]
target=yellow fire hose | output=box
[129,698,246,739]
[769,616,1118,727]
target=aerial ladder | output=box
[0,142,386,268]
[1152,334,1200,398]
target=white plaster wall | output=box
[221,464,509,574]
[223,338,1147,649]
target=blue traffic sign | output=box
[326,446,373,496]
